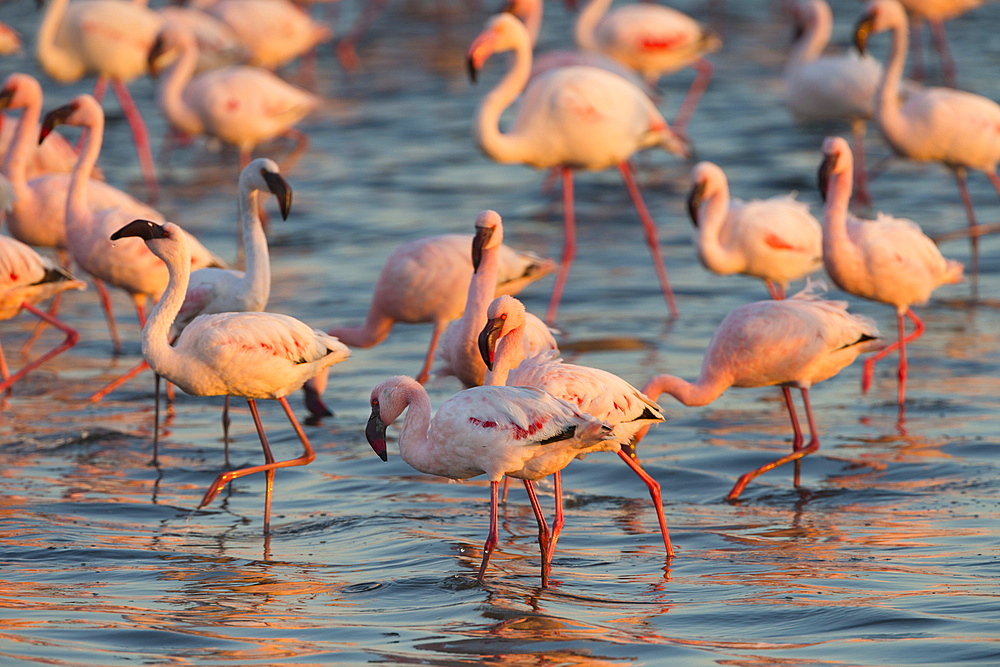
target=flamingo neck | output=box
[646,372,726,407]
[142,232,192,381]
[873,14,907,146]
[695,180,743,274]
[822,159,854,255]
[473,35,533,165]
[1,97,40,187]
[454,245,500,377]
[328,309,394,348]
[484,322,525,387]
[393,383,442,475]
[575,0,611,52]
[156,36,204,136]
[521,0,543,46]
[787,1,831,72]
[36,0,80,83]
[66,114,104,232]
[238,188,271,310]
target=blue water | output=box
[1,1,999,665]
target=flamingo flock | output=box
[0,0,994,587]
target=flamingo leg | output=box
[521,480,551,586]
[850,118,872,207]
[246,399,277,534]
[616,450,673,557]
[222,395,232,468]
[20,292,63,355]
[93,278,122,355]
[546,167,576,325]
[153,373,161,466]
[672,58,713,134]
[952,167,979,295]
[416,319,448,384]
[335,0,391,71]
[500,476,510,503]
[477,480,501,581]
[110,78,158,203]
[0,340,9,383]
[88,359,149,402]
[619,161,679,318]
[781,386,804,486]
[543,471,565,566]
[862,308,923,396]
[928,20,956,87]
[765,281,783,300]
[280,128,310,172]
[0,303,80,395]
[727,388,821,501]
[909,18,926,83]
[198,397,317,534]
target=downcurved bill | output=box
[365,404,389,462]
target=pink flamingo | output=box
[0,234,85,396]
[640,289,884,501]
[111,218,350,534]
[468,13,688,325]
[157,4,249,73]
[687,160,822,299]
[0,21,20,56]
[897,0,995,86]
[785,0,883,204]
[574,0,721,132]
[36,0,161,200]
[818,135,963,417]
[436,210,558,389]
[366,374,617,585]
[479,294,671,562]
[41,95,227,353]
[855,0,1000,287]
[149,22,321,170]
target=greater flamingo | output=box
[574,0,721,131]
[435,210,557,389]
[0,234,85,395]
[467,12,688,325]
[855,0,1000,286]
[111,218,350,534]
[687,160,822,299]
[149,22,321,169]
[36,0,161,199]
[639,290,883,501]
[785,0,883,204]
[479,294,671,561]
[41,94,227,353]
[366,374,617,585]
[818,135,963,416]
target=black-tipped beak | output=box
[147,33,167,75]
[262,169,292,220]
[365,404,388,462]
[686,181,706,228]
[478,316,504,371]
[817,153,836,203]
[854,13,874,55]
[39,102,75,144]
[0,87,14,111]
[467,56,478,84]
[471,224,495,271]
[111,219,167,241]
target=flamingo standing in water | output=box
[467,12,688,325]
[148,22,321,170]
[366,374,617,585]
[574,0,721,132]
[0,234,85,395]
[479,295,671,562]
[818,135,963,417]
[435,210,557,389]
[41,95,226,352]
[36,0,162,200]
[639,289,884,501]
[111,218,350,534]
[785,0,883,204]
[855,0,1000,286]
[897,0,995,86]
[686,160,823,299]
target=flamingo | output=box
[157,4,249,73]
[468,12,688,325]
[478,294,671,561]
[88,159,292,463]
[111,218,350,534]
[818,135,963,417]
[897,0,995,86]
[574,0,721,131]
[41,94,227,353]
[785,0,883,204]
[639,288,884,501]
[686,160,823,299]
[36,0,162,200]
[305,232,555,406]
[366,374,618,585]
[855,0,1000,286]
[0,234,85,395]
[148,22,321,169]
[0,21,20,56]
[435,210,558,389]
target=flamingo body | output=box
[0,235,84,321]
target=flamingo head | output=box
[39,94,100,144]
[686,179,706,228]
[855,0,907,56]
[365,400,389,462]
[111,219,169,242]
[0,74,36,111]
[471,209,502,271]
[467,13,524,83]
[477,312,508,371]
[817,136,851,203]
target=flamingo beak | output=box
[478,316,503,371]
[817,152,836,203]
[147,33,169,76]
[686,181,706,228]
[39,102,75,144]
[0,87,14,111]
[111,219,168,241]
[471,224,494,271]
[262,169,293,220]
[854,13,874,55]
[466,32,497,84]
[365,404,388,462]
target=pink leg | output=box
[94,278,122,355]
[616,450,673,557]
[619,162,679,318]
[781,386,804,486]
[335,0,391,71]
[20,292,63,355]
[850,118,872,207]
[863,308,924,394]
[416,319,447,384]
[88,359,149,402]
[92,76,109,105]
[500,476,510,503]
[0,303,80,395]
[765,281,784,300]
[727,387,821,501]
[0,340,9,382]
[543,471,566,565]
[672,58,713,134]
[477,480,501,581]
[198,397,317,534]
[222,395,232,468]
[280,128,310,172]
[522,480,551,586]
[110,78,158,203]
[929,20,956,87]
[153,373,162,466]
[909,18,926,82]
[953,167,979,294]
[546,168,576,325]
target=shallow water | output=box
[1,1,999,665]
